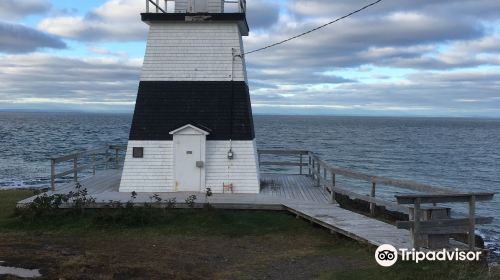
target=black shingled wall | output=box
[129,81,255,141]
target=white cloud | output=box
[246,0,280,29]
[0,22,66,53]
[0,0,51,20]
[38,0,147,42]
[2,0,500,116]
[0,53,141,110]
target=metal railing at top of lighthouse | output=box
[145,0,246,14]
[224,0,246,13]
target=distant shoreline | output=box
[1,110,500,120]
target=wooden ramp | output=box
[284,202,411,249]
[18,170,413,250]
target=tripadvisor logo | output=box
[375,244,482,267]
[375,244,398,267]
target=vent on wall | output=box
[133,147,144,158]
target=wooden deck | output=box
[260,173,330,203]
[18,169,415,250]
[22,146,490,253]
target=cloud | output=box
[241,0,500,116]
[0,0,51,20]
[238,0,500,116]
[1,53,499,117]
[38,0,147,42]
[288,0,500,20]
[243,11,483,69]
[247,64,355,89]
[87,46,129,58]
[0,54,141,110]
[3,0,500,116]
[249,68,500,117]
[38,0,282,42]
[0,22,66,54]
[246,0,280,29]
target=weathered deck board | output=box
[18,170,417,250]
[260,173,329,203]
[283,202,412,250]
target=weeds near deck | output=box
[70,183,96,212]
[185,195,197,208]
[16,189,208,228]
[166,198,177,209]
[16,182,96,221]
[150,194,162,204]
[204,188,213,210]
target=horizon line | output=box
[1,109,500,119]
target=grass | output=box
[318,261,493,280]
[9,207,321,236]
[3,190,320,236]
[0,189,32,226]
[0,190,497,280]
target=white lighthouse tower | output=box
[119,0,260,193]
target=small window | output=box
[133,147,144,158]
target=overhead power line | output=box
[243,0,384,56]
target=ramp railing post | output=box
[73,157,78,183]
[370,182,376,216]
[115,147,119,168]
[105,147,110,170]
[316,159,320,186]
[330,172,336,203]
[413,197,421,249]
[299,154,303,175]
[92,153,96,175]
[469,195,476,250]
[308,153,312,176]
[50,159,56,191]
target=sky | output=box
[0,0,500,117]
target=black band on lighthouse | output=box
[129,81,255,141]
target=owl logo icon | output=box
[375,244,398,267]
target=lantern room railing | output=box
[145,0,246,14]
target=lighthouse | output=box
[119,0,260,193]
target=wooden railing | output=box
[258,150,464,213]
[396,193,494,250]
[258,149,495,249]
[307,151,471,214]
[145,0,246,14]
[50,145,126,191]
[257,150,309,174]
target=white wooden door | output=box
[193,0,208,13]
[174,134,203,191]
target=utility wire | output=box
[243,0,383,56]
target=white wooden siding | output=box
[119,141,174,193]
[140,22,246,82]
[120,140,260,193]
[205,140,260,194]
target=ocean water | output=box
[1,112,499,258]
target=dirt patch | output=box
[0,231,367,279]
[237,254,367,280]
